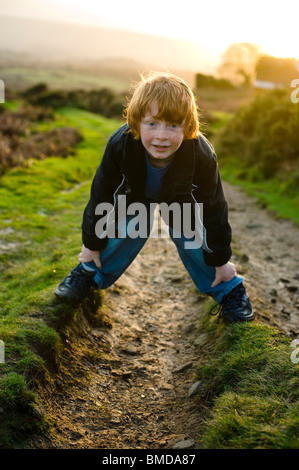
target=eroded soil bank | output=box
[26,182,299,449]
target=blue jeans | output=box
[84,214,243,303]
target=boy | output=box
[55,72,254,324]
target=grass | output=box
[196,310,299,449]
[0,105,121,446]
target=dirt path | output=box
[29,182,299,449]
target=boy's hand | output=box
[78,245,102,269]
[211,262,236,287]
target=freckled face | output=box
[140,102,185,167]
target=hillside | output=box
[0,15,214,90]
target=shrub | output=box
[217,89,299,181]
[21,83,125,119]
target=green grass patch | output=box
[0,103,120,446]
[196,314,299,448]
[0,100,21,111]
[217,157,299,224]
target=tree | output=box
[217,43,261,86]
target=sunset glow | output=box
[1,0,298,62]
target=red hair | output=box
[125,72,200,139]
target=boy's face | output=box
[140,102,185,167]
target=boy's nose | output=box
[156,125,168,139]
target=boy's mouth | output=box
[153,144,170,150]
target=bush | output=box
[22,83,125,119]
[196,73,235,89]
[217,89,299,181]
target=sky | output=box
[0,0,298,61]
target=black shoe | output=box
[210,283,254,324]
[55,263,97,302]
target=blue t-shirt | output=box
[145,152,173,201]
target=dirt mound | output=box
[21,127,83,160]
[0,106,83,174]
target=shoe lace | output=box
[209,302,223,323]
[209,288,241,323]
[69,270,94,296]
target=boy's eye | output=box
[169,124,178,129]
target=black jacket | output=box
[81,123,232,266]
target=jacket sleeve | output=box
[81,136,123,251]
[193,135,232,266]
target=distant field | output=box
[1,67,132,93]
[1,66,255,113]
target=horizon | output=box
[0,15,219,76]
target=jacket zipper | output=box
[101,177,213,254]
[191,184,213,253]
[99,173,126,239]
